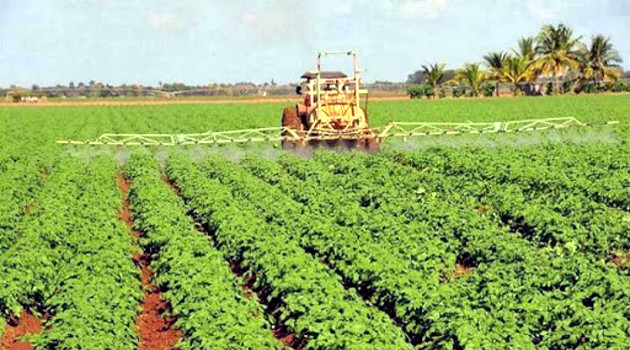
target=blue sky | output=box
[1,0,628,87]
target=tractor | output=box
[281,51,380,151]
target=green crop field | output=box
[0,94,629,349]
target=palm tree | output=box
[421,63,446,98]
[513,36,536,61]
[578,35,623,85]
[483,51,510,97]
[455,63,487,97]
[503,56,536,96]
[532,24,582,94]
[511,37,538,94]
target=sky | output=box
[1,0,629,87]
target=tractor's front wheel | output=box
[281,107,304,150]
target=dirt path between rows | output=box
[117,175,181,350]
[0,311,42,350]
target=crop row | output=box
[385,147,629,258]
[0,156,142,349]
[124,151,284,349]
[166,153,413,350]
[243,152,630,348]
[239,155,548,347]
[0,154,52,253]
[203,156,447,343]
[270,152,522,266]
[300,148,627,260]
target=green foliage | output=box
[167,154,413,350]
[0,156,143,349]
[438,85,447,98]
[0,95,629,348]
[405,85,422,99]
[421,63,447,92]
[514,36,536,60]
[335,148,630,348]
[406,84,434,99]
[409,25,627,97]
[455,63,487,96]
[125,151,284,349]
[611,81,630,93]
[578,34,623,83]
[452,86,466,98]
[562,79,577,93]
[0,155,47,253]
[580,82,598,94]
[481,82,496,97]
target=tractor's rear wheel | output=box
[281,107,304,150]
[365,137,381,152]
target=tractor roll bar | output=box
[315,51,362,119]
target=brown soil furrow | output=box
[609,252,629,269]
[117,174,181,350]
[22,202,35,215]
[452,263,474,278]
[0,311,42,350]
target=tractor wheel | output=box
[365,137,381,152]
[281,107,304,150]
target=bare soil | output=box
[476,204,493,215]
[453,263,474,278]
[22,202,35,215]
[0,311,42,350]
[118,174,181,350]
[610,252,629,269]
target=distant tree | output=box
[578,35,623,85]
[421,63,446,98]
[89,80,96,87]
[514,36,536,61]
[531,24,582,94]
[69,82,75,89]
[455,63,488,97]
[31,84,40,91]
[503,56,536,96]
[483,51,510,96]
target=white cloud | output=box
[147,12,187,31]
[389,0,448,19]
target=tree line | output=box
[406,24,628,99]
